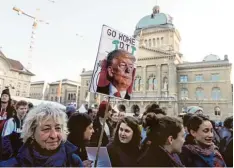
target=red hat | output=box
[97,101,112,118]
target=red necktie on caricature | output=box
[114,92,121,97]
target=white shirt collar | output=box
[109,83,127,98]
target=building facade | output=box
[0,50,34,97]
[47,79,80,106]
[79,6,233,120]
[29,81,49,100]
[29,79,81,106]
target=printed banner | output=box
[89,25,139,100]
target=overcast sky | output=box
[0,0,233,82]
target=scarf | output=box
[185,143,226,167]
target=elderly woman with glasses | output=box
[0,103,83,167]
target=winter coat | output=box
[222,138,233,167]
[0,104,15,136]
[138,145,184,167]
[75,143,88,161]
[107,142,140,167]
[0,140,83,167]
[218,127,233,167]
[1,116,25,160]
[218,127,233,153]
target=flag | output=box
[42,81,47,100]
[57,80,62,102]
[78,104,87,113]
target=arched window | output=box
[212,87,221,100]
[131,104,140,115]
[214,106,221,116]
[68,94,70,100]
[144,40,147,47]
[153,38,156,47]
[149,39,152,47]
[16,91,20,96]
[181,88,188,99]
[161,37,164,45]
[157,38,160,46]
[195,87,204,100]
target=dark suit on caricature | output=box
[97,84,131,100]
[96,49,135,100]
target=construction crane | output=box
[13,7,49,70]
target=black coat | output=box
[138,145,184,167]
[107,142,140,167]
[89,117,110,147]
[96,85,130,100]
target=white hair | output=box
[21,103,69,143]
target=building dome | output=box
[135,6,174,30]
[203,54,220,62]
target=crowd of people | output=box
[0,88,233,167]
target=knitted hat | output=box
[66,105,76,113]
[1,88,10,98]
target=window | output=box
[180,75,188,83]
[157,38,160,46]
[149,39,152,47]
[153,38,156,46]
[214,106,221,116]
[68,94,70,100]
[51,88,54,94]
[16,91,20,96]
[211,73,220,81]
[51,97,53,101]
[161,37,164,45]
[181,88,188,99]
[195,75,203,81]
[212,87,221,100]
[55,96,58,102]
[195,87,204,100]
[144,40,147,47]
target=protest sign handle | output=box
[94,96,110,167]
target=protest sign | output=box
[86,147,112,167]
[89,25,139,100]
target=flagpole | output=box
[94,96,110,167]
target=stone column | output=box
[168,63,177,97]
[143,66,147,95]
[157,64,161,96]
